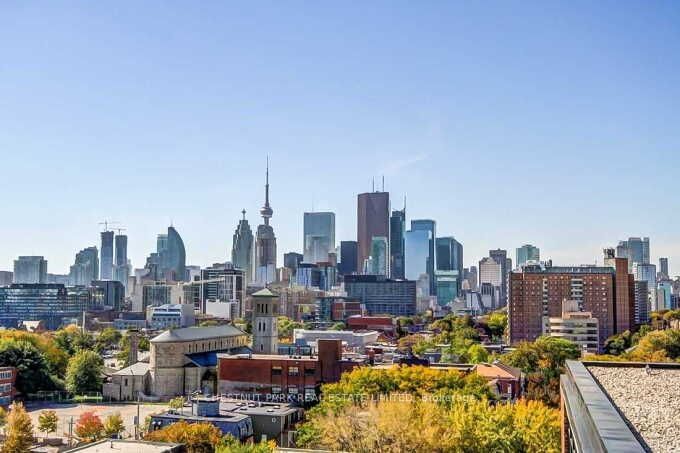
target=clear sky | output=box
[1,1,679,276]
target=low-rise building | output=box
[293,329,379,350]
[218,339,364,402]
[346,315,396,337]
[103,361,151,402]
[473,362,523,401]
[65,440,183,453]
[147,303,195,330]
[0,367,17,406]
[547,299,599,354]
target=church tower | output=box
[251,288,279,354]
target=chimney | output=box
[128,330,139,365]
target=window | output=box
[288,386,299,394]
[288,366,299,376]
[272,386,282,394]
[271,366,282,376]
[304,367,316,376]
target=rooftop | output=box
[219,399,300,416]
[65,439,182,453]
[251,287,278,297]
[588,363,680,453]
[473,362,522,380]
[151,325,246,343]
[112,361,150,376]
[218,353,318,362]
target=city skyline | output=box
[2,3,680,274]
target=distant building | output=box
[100,231,114,280]
[0,284,96,330]
[65,439,183,453]
[478,256,502,307]
[338,241,358,276]
[516,244,540,267]
[634,280,649,324]
[488,249,509,306]
[69,247,99,286]
[434,270,459,306]
[463,266,478,291]
[254,161,277,286]
[547,299,599,353]
[659,257,669,279]
[616,236,650,271]
[13,256,47,284]
[390,209,406,279]
[90,280,125,311]
[113,234,130,291]
[0,271,12,286]
[509,262,633,350]
[633,263,657,312]
[293,329,379,350]
[198,263,245,320]
[405,229,430,281]
[303,212,335,264]
[436,237,463,294]
[357,191,390,274]
[231,210,254,284]
[369,236,389,276]
[410,220,436,294]
[147,303,195,329]
[657,280,673,311]
[283,252,303,278]
[315,296,364,322]
[344,274,416,316]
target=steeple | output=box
[259,156,273,225]
[241,209,246,221]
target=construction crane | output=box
[98,220,120,232]
[114,227,127,235]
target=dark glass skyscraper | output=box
[357,191,390,273]
[338,241,358,276]
[410,219,436,294]
[436,236,463,293]
[164,226,186,281]
[100,231,114,280]
[390,209,405,279]
[113,234,129,290]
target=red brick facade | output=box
[0,367,17,406]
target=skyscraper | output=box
[303,212,335,264]
[369,236,389,276]
[164,226,187,281]
[338,241,358,276]
[478,256,502,304]
[436,236,463,293]
[405,229,430,281]
[616,237,650,271]
[516,244,540,267]
[231,209,254,283]
[254,159,277,286]
[100,230,114,280]
[410,219,436,294]
[603,249,635,334]
[633,262,657,312]
[356,191,389,273]
[69,247,99,286]
[390,209,406,279]
[489,249,509,306]
[659,257,669,279]
[13,256,47,284]
[113,234,130,291]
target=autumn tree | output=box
[103,413,125,438]
[168,396,185,412]
[37,410,59,440]
[75,411,104,443]
[0,406,7,433]
[1,402,34,453]
[145,421,222,453]
[65,350,103,394]
[216,435,275,453]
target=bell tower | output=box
[251,288,279,354]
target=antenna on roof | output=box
[372,177,375,192]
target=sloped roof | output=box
[474,362,522,380]
[251,287,278,297]
[113,361,150,376]
[151,325,246,343]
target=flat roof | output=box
[218,353,318,362]
[220,399,299,416]
[66,439,182,452]
[587,362,680,453]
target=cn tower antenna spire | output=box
[260,156,273,225]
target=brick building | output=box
[217,339,364,401]
[0,367,17,406]
[509,260,635,350]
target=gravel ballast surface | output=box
[588,366,680,453]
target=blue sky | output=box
[1,1,679,275]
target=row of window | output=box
[271,366,316,376]
[0,371,12,380]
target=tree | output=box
[0,339,59,394]
[145,421,222,453]
[103,413,125,439]
[75,411,104,443]
[95,328,122,353]
[53,326,95,356]
[37,410,59,440]
[0,406,6,433]
[1,402,34,453]
[66,350,104,394]
[168,396,185,412]
[487,311,508,339]
[330,322,346,331]
[467,344,489,364]
[217,435,275,453]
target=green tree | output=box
[103,413,125,438]
[53,326,95,356]
[217,435,275,453]
[487,311,508,339]
[330,322,346,331]
[37,410,58,440]
[66,350,104,394]
[95,328,122,353]
[467,344,490,363]
[145,421,222,453]
[1,402,34,453]
[168,396,185,411]
[0,339,60,394]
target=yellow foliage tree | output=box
[1,402,34,453]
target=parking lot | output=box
[26,402,169,439]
